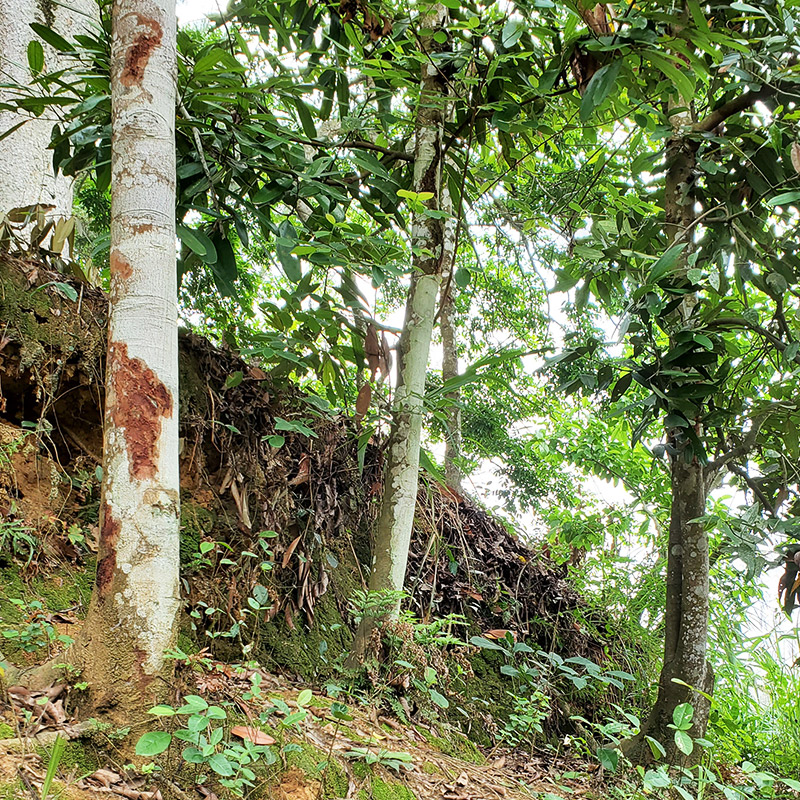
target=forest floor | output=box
[0,654,604,800]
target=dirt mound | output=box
[0,254,607,674]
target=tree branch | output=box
[727,462,776,516]
[706,412,769,474]
[693,88,771,134]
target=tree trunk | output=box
[0,0,96,218]
[350,4,450,658]
[69,0,180,724]
[623,458,713,764]
[624,92,715,765]
[439,172,462,492]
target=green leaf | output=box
[27,40,44,76]
[225,371,244,389]
[210,234,237,297]
[596,748,619,772]
[428,689,449,709]
[766,190,800,208]
[292,98,317,139]
[454,268,470,289]
[501,18,525,48]
[208,753,235,776]
[647,243,688,283]
[469,635,509,653]
[580,60,622,122]
[672,702,693,730]
[147,705,177,716]
[276,220,302,282]
[52,282,78,302]
[644,50,695,102]
[297,689,313,707]
[30,22,74,52]
[135,731,172,757]
[674,729,693,755]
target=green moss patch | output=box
[358,774,418,800]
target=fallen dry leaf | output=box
[230,725,276,745]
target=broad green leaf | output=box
[767,191,800,208]
[469,635,509,652]
[428,689,449,709]
[597,748,619,772]
[30,22,74,52]
[208,753,235,776]
[297,689,313,707]
[672,702,693,730]
[580,60,622,122]
[135,731,172,757]
[674,729,693,755]
[147,705,176,716]
[647,243,688,283]
[27,41,44,76]
[177,224,208,258]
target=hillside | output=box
[0,255,635,799]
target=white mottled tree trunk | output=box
[0,0,96,217]
[350,6,450,657]
[71,0,180,721]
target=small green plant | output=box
[135,694,278,797]
[500,690,550,750]
[40,734,66,800]
[1,599,74,654]
[0,519,38,566]
[344,746,413,773]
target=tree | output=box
[533,0,800,762]
[351,4,453,651]
[68,0,180,721]
[0,0,96,217]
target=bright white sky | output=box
[177,0,218,25]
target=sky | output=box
[178,0,219,25]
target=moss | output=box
[0,781,26,799]
[0,722,13,739]
[179,500,217,567]
[0,564,94,628]
[256,582,352,683]
[459,650,515,746]
[58,739,101,776]
[359,774,418,800]
[422,730,483,764]
[421,761,440,774]
[285,740,348,798]
[0,257,105,384]
[0,563,94,661]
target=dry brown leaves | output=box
[78,768,163,800]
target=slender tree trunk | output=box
[69,0,180,724]
[624,92,715,765]
[439,174,462,492]
[0,0,96,218]
[350,5,450,658]
[624,459,713,763]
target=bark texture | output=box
[351,5,450,656]
[70,0,180,723]
[0,0,96,217]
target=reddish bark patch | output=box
[96,509,120,594]
[109,342,173,480]
[109,250,132,281]
[120,14,163,88]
